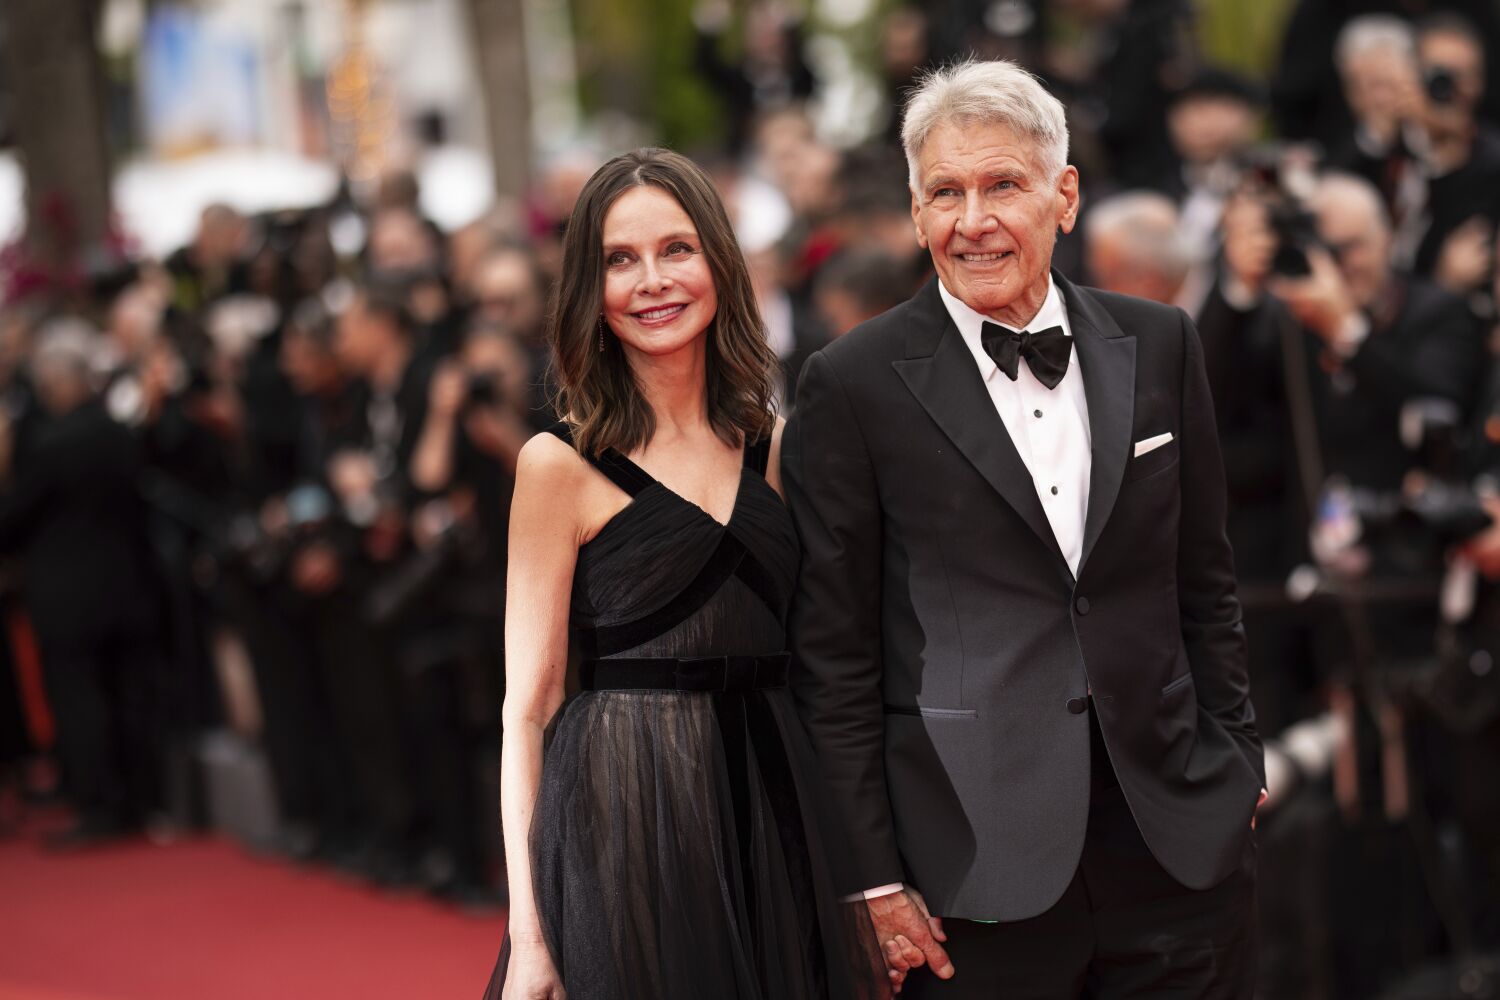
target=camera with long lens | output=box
[1315,400,1493,561]
[1425,66,1459,105]
[216,482,335,584]
[1236,143,1323,277]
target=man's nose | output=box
[956,192,997,240]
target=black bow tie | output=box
[980,322,1071,390]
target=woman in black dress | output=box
[485,148,886,1000]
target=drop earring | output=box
[598,315,606,352]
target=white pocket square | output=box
[1133,432,1174,458]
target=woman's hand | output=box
[502,939,567,1000]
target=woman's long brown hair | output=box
[549,148,779,458]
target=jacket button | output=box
[1075,596,1090,615]
[1066,697,1087,715]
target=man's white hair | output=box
[1315,171,1392,234]
[1335,15,1416,69]
[1085,191,1195,278]
[28,317,99,387]
[901,59,1070,191]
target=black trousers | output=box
[39,630,164,827]
[906,711,1257,999]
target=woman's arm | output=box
[499,433,586,956]
[764,416,787,500]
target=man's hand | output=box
[867,887,952,992]
[428,361,467,420]
[1435,217,1494,294]
[1267,247,1360,347]
[290,541,341,595]
[1461,495,1500,579]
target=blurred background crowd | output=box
[4,0,1500,997]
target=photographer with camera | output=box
[1325,15,1500,307]
[1193,163,1496,995]
[1438,246,1500,954]
[1224,168,1489,996]
[212,298,366,863]
[390,322,534,902]
[1405,14,1500,302]
[1264,171,1484,516]
[461,244,555,431]
[270,281,438,886]
[0,319,167,847]
[1327,17,1426,202]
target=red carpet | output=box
[0,820,505,1000]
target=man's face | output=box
[1420,30,1485,129]
[368,209,438,275]
[910,121,1079,326]
[334,300,376,373]
[472,253,544,337]
[1341,49,1420,128]
[1167,96,1258,165]
[1087,235,1182,305]
[1316,197,1391,310]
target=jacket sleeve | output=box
[782,349,904,893]
[1175,308,1266,786]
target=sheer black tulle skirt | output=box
[483,686,886,1000]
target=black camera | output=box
[1327,401,1494,550]
[1237,143,1323,277]
[1268,202,1320,278]
[1425,66,1459,105]
[463,372,503,409]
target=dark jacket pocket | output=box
[1161,671,1195,698]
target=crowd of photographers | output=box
[3,1,1500,996]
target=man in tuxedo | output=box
[783,59,1266,997]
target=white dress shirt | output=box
[855,276,1093,903]
[939,275,1092,577]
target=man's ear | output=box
[1056,166,1081,236]
[910,189,929,249]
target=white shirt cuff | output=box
[841,882,905,903]
[1332,313,1371,358]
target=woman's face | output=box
[599,185,718,360]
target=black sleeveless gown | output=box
[483,426,884,1000]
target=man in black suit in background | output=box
[0,319,165,844]
[784,59,1265,997]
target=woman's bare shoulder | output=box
[516,431,591,490]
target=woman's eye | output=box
[607,252,631,267]
[666,242,695,256]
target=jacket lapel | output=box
[1055,272,1136,577]
[892,279,1071,579]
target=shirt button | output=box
[1050,485,1059,495]
[1034,409,1043,418]
[1066,697,1087,715]
[1075,596,1090,615]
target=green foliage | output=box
[570,0,727,148]
[1195,0,1296,79]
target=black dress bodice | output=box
[554,426,800,661]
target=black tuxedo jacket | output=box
[783,271,1265,921]
[0,400,161,649]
